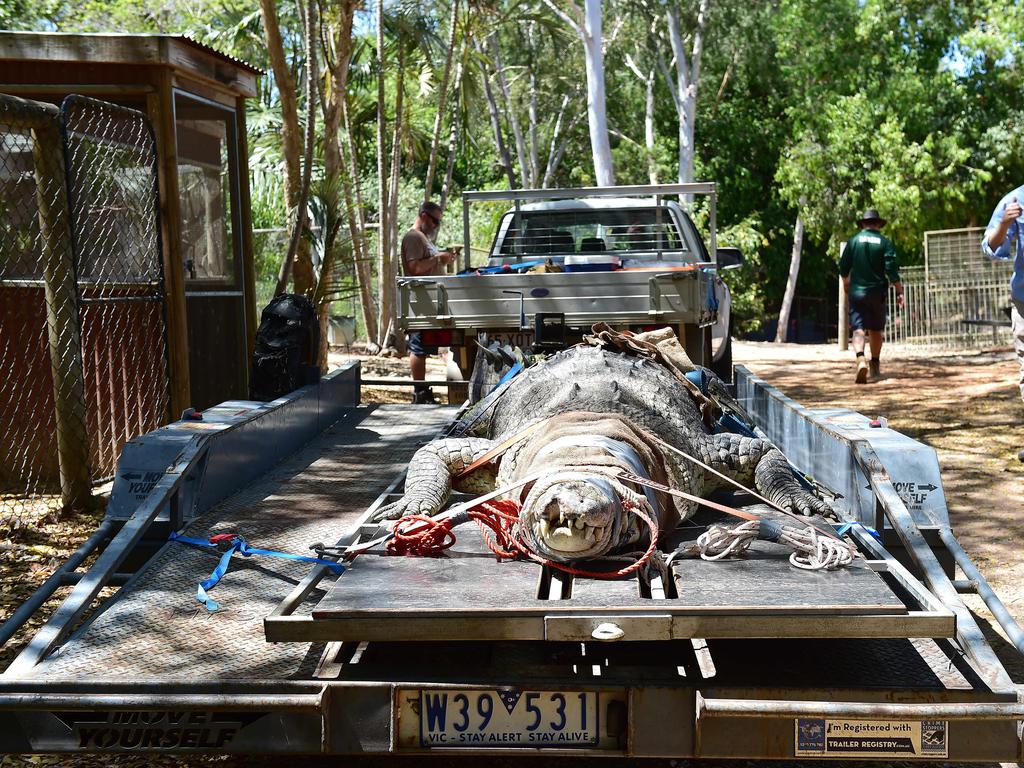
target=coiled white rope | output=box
[692,519,855,571]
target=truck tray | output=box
[399,269,715,330]
[270,503,954,644]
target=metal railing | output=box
[887,227,1014,349]
[0,92,169,530]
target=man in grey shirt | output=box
[401,201,456,404]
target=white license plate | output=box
[485,331,534,349]
[399,689,605,750]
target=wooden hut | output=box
[0,32,262,414]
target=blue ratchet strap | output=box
[489,361,523,394]
[169,532,345,611]
[716,411,757,438]
[703,268,719,311]
[465,260,547,275]
[833,522,881,540]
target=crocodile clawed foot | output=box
[371,495,439,522]
[779,490,834,518]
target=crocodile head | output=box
[519,473,624,561]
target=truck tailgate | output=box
[399,269,716,330]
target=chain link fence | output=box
[0,93,169,531]
[887,227,1014,349]
[61,96,170,482]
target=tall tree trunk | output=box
[542,0,614,185]
[582,0,614,185]
[258,0,313,293]
[334,3,376,339]
[526,24,540,187]
[384,50,406,350]
[490,35,530,188]
[666,0,709,185]
[542,95,570,188]
[479,53,517,188]
[423,0,460,201]
[543,108,585,188]
[528,74,540,187]
[644,68,657,184]
[321,0,377,346]
[439,60,464,211]
[776,212,804,343]
[376,0,391,346]
[343,95,379,342]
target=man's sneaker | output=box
[412,388,437,405]
[855,357,868,384]
[869,358,881,380]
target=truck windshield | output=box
[494,209,684,257]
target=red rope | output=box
[385,497,659,580]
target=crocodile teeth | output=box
[538,519,550,539]
[574,518,585,530]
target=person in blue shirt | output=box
[982,192,1024,395]
[982,190,1024,460]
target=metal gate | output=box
[0,93,170,529]
[60,95,170,482]
[886,227,1014,349]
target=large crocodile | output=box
[375,342,831,562]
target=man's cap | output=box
[857,208,887,227]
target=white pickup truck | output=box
[397,184,742,397]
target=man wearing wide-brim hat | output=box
[839,209,904,384]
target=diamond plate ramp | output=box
[37,404,454,681]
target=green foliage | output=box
[717,216,770,335]
[8,0,1024,338]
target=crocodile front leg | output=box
[372,438,496,521]
[695,433,832,516]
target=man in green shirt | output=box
[839,209,904,384]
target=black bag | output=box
[251,294,320,401]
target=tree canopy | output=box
[9,0,1024,338]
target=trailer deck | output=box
[1,362,1023,760]
[34,403,454,682]
[276,504,948,644]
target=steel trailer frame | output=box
[0,363,1022,760]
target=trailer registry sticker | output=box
[795,718,947,758]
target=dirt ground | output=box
[734,340,1024,683]
[2,340,1023,767]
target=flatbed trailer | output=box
[1,361,1023,760]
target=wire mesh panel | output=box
[0,94,90,530]
[60,95,170,481]
[888,228,1014,349]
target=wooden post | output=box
[32,119,91,511]
[148,79,191,416]
[236,95,258,364]
[838,242,848,351]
